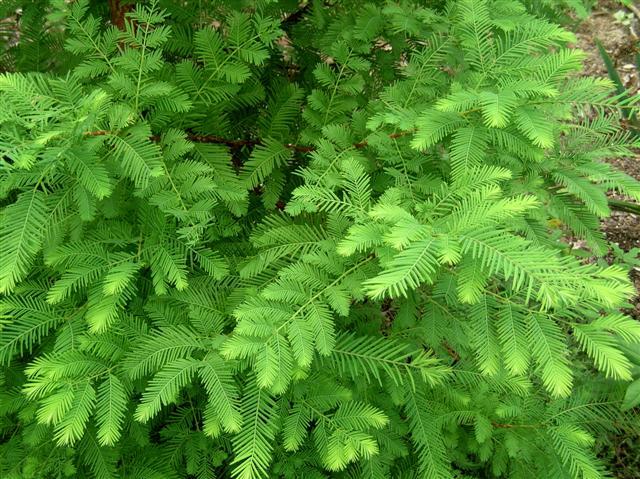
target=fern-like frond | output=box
[0,293,66,364]
[124,326,205,380]
[199,353,242,434]
[364,237,440,299]
[548,424,607,479]
[0,191,48,294]
[54,380,96,446]
[107,125,164,189]
[96,374,128,446]
[528,314,572,397]
[134,357,201,422]
[231,378,278,479]
[242,139,292,189]
[325,333,450,389]
[404,388,451,479]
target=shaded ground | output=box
[576,1,639,81]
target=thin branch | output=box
[83,130,110,137]
[281,2,312,31]
[82,129,416,152]
[492,422,542,429]
[84,130,261,149]
[353,130,414,149]
[441,341,460,363]
[108,0,133,31]
[178,134,260,149]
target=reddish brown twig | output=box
[182,134,258,149]
[85,130,264,150]
[492,422,541,429]
[353,130,414,149]
[285,142,315,153]
[82,129,415,152]
[442,341,460,363]
[108,0,133,31]
[84,130,110,137]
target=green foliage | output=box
[1,0,639,478]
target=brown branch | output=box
[441,341,460,363]
[85,130,261,149]
[82,129,416,153]
[281,2,312,31]
[108,0,133,31]
[353,130,414,149]
[84,130,110,137]
[491,422,541,429]
[182,134,259,149]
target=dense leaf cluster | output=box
[1,1,639,478]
